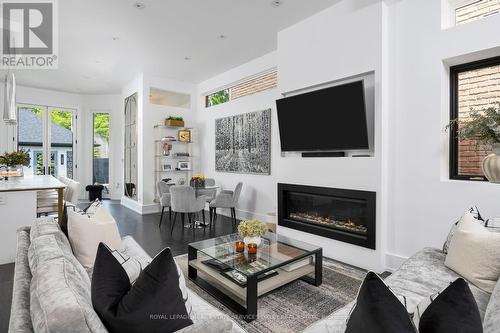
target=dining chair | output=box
[196,178,217,203]
[157,180,172,228]
[170,185,206,236]
[209,182,243,232]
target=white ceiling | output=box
[10,0,339,95]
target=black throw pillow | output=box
[345,272,415,333]
[91,243,193,333]
[60,203,68,237]
[418,278,482,333]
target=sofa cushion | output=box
[385,248,490,317]
[415,278,482,333]
[345,272,415,333]
[8,227,34,333]
[120,236,192,315]
[28,234,90,287]
[445,212,500,293]
[30,217,72,251]
[92,244,193,333]
[443,206,484,254]
[484,278,500,333]
[30,252,107,333]
[301,248,492,333]
[68,206,124,269]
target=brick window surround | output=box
[450,56,500,180]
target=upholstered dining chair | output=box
[196,178,217,203]
[170,185,206,235]
[157,180,172,228]
[209,182,243,232]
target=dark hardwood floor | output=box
[0,200,238,333]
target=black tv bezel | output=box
[276,80,369,152]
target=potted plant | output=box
[237,220,268,246]
[0,149,31,177]
[165,116,184,127]
[447,103,500,182]
[190,174,205,188]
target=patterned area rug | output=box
[175,254,366,333]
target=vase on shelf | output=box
[482,143,500,183]
[243,236,262,247]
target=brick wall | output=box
[456,0,500,25]
[457,64,500,176]
[230,69,277,100]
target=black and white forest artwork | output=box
[215,109,271,174]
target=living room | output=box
[1,0,500,332]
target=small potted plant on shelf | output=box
[447,103,500,182]
[165,116,184,127]
[190,174,205,188]
[0,149,31,178]
[237,220,268,247]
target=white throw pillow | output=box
[445,212,500,293]
[68,206,124,269]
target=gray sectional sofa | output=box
[302,247,500,333]
[8,218,245,333]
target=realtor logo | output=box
[1,0,58,69]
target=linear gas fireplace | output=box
[278,183,376,249]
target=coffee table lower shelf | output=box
[188,248,322,322]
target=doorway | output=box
[17,104,77,178]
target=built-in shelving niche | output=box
[149,87,191,109]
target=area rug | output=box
[175,254,366,333]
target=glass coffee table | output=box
[188,233,322,322]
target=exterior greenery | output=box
[448,103,500,145]
[206,89,230,107]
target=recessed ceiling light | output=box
[218,34,227,40]
[133,2,146,9]
[271,0,283,7]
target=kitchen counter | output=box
[0,175,65,192]
[0,175,66,264]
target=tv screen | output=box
[276,81,369,152]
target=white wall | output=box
[141,75,197,211]
[276,0,387,271]
[386,0,500,269]
[121,74,197,214]
[196,52,280,222]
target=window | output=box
[205,68,277,107]
[450,56,500,180]
[17,105,76,178]
[93,113,110,196]
[455,0,500,25]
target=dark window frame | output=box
[449,55,500,181]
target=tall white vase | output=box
[482,143,500,183]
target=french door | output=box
[17,104,77,178]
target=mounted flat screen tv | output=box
[276,80,369,152]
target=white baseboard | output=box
[120,197,160,215]
[385,252,408,272]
